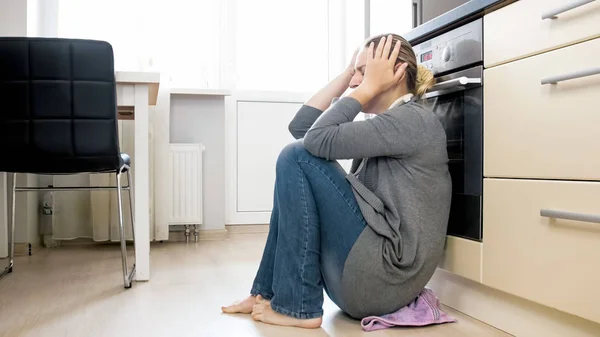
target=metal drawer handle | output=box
[542,0,595,20]
[540,209,600,224]
[541,67,600,85]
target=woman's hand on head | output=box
[345,48,359,77]
[358,35,408,99]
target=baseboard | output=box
[225,224,268,234]
[14,242,41,256]
[427,268,600,337]
[168,228,229,242]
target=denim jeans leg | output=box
[260,140,366,319]
[268,142,323,319]
[249,189,280,300]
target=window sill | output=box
[170,88,232,96]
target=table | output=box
[115,71,159,282]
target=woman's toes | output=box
[252,312,263,321]
[221,296,256,314]
[252,304,264,314]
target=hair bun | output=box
[415,64,435,98]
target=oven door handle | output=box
[424,77,481,99]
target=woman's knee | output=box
[277,140,311,165]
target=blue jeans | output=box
[250,140,367,319]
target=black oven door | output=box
[423,66,483,241]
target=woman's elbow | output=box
[288,122,305,140]
[302,132,322,157]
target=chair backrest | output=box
[0,37,121,174]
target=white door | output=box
[225,91,309,224]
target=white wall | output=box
[0,0,28,36]
[9,174,40,246]
[170,95,226,230]
[27,0,59,37]
[370,0,413,38]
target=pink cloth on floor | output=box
[360,288,456,332]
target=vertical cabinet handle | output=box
[542,0,595,20]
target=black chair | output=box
[0,37,136,288]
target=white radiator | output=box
[168,143,203,225]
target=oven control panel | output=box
[413,18,482,75]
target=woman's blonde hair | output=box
[363,33,435,98]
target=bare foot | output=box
[221,295,256,314]
[251,295,322,329]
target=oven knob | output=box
[442,46,452,62]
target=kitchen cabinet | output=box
[480,0,600,327]
[484,0,600,67]
[438,236,482,283]
[483,178,600,324]
[484,36,600,181]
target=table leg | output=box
[134,84,150,281]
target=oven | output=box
[412,0,472,28]
[413,18,483,241]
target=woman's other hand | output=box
[345,48,359,77]
[363,35,407,97]
[349,35,408,106]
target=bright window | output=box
[233,0,330,92]
[58,0,224,89]
[57,0,367,92]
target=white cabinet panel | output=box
[236,101,300,213]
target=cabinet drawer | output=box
[484,0,600,67]
[484,37,600,181]
[483,178,600,324]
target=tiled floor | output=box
[0,233,511,337]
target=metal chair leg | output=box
[116,169,135,288]
[126,169,136,273]
[0,173,16,278]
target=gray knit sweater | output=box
[289,96,452,318]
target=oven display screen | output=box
[421,51,433,62]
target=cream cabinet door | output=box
[484,0,600,67]
[483,178,600,324]
[484,37,600,181]
[438,236,482,283]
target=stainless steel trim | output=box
[541,67,600,85]
[542,0,595,20]
[540,209,600,224]
[429,77,481,91]
[424,65,483,99]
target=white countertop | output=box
[115,71,160,84]
[170,88,232,96]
